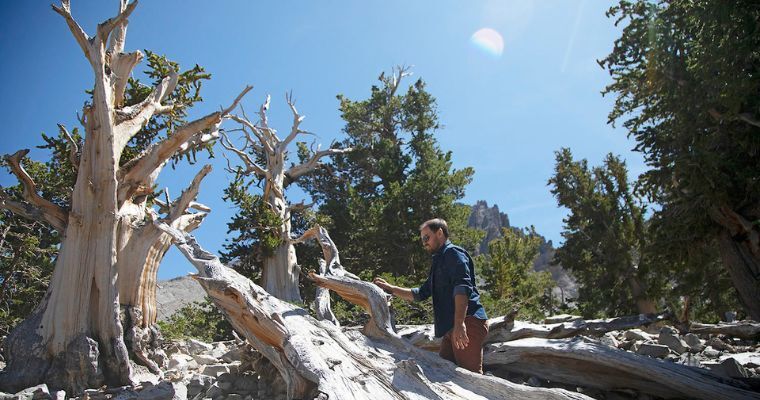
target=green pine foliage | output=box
[549,149,665,318]
[298,70,484,290]
[156,298,234,342]
[0,54,213,335]
[477,227,555,322]
[600,0,756,318]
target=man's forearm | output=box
[453,294,468,325]
[388,285,415,302]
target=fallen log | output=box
[484,337,760,400]
[400,312,669,352]
[690,321,760,339]
[157,223,591,399]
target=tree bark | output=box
[0,1,250,394]
[690,321,760,339]
[222,95,351,302]
[484,337,760,400]
[158,224,592,400]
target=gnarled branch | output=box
[285,146,353,186]
[118,86,252,202]
[2,150,67,232]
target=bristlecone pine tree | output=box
[219,93,351,302]
[0,0,249,393]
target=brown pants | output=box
[439,315,489,373]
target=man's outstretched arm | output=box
[373,277,415,302]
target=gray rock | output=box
[637,343,670,358]
[660,325,679,335]
[601,332,620,348]
[702,346,721,358]
[678,352,703,368]
[658,330,688,354]
[201,362,241,377]
[186,338,213,355]
[706,357,749,379]
[683,333,705,352]
[624,329,651,342]
[13,384,50,400]
[708,337,736,353]
[192,354,219,365]
[204,383,224,399]
[53,391,65,400]
[170,382,187,400]
[187,374,215,398]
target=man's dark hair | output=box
[420,218,449,238]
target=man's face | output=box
[420,226,445,254]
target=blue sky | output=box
[0,1,644,280]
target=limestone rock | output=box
[705,357,749,379]
[637,343,670,358]
[658,329,688,354]
[624,329,651,342]
[185,338,213,355]
[600,332,620,349]
[683,333,705,352]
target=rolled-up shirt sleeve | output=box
[412,273,432,302]
[448,250,473,297]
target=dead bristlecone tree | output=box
[0,0,250,394]
[220,93,351,303]
[157,222,594,400]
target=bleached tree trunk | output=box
[158,224,592,400]
[484,337,760,400]
[222,94,351,302]
[0,1,250,394]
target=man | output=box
[374,218,489,373]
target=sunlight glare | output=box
[470,28,504,58]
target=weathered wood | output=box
[484,337,760,400]
[221,95,351,302]
[690,321,760,339]
[160,225,592,400]
[0,1,250,394]
[400,312,669,352]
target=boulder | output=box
[12,384,50,400]
[191,353,219,365]
[704,357,749,380]
[708,337,736,353]
[185,338,213,355]
[658,329,688,354]
[637,343,670,358]
[702,346,721,358]
[683,333,705,352]
[624,329,651,342]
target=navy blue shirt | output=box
[411,240,487,337]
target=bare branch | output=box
[284,200,313,217]
[51,0,92,60]
[228,115,273,154]
[95,0,138,48]
[285,147,353,185]
[0,192,63,232]
[119,86,252,201]
[389,65,413,98]
[189,201,211,212]
[2,150,67,232]
[219,132,267,179]
[222,85,253,116]
[281,91,306,148]
[107,0,130,53]
[168,164,212,222]
[111,50,143,108]
[115,68,179,150]
[58,124,80,171]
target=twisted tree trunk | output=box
[0,1,250,393]
[222,94,351,303]
[158,224,592,400]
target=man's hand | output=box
[452,321,469,350]
[373,277,394,294]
